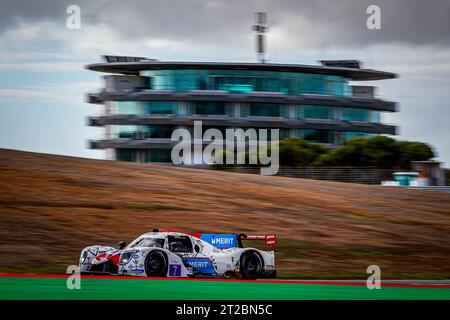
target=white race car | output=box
[79,229,276,279]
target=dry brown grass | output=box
[0,148,449,278]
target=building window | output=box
[113,101,176,115]
[116,149,135,162]
[303,105,334,120]
[300,75,325,95]
[114,125,174,139]
[326,76,346,96]
[247,103,286,117]
[342,108,372,122]
[145,125,174,138]
[114,125,138,138]
[343,132,373,142]
[190,102,226,115]
[370,111,380,123]
[303,129,334,144]
[144,101,175,114]
[291,129,303,138]
[279,128,289,140]
[116,149,172,163]
[214,76,289,93]
[114,101,143,115]
[141,70,347,95]
[145,149,172,162]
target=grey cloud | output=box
[0,1,69,29]
[1,0,450,49]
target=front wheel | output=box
[240,251,263,279]
[144,251,168,277]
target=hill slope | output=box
[0,148,449,278]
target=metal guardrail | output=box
[405,186,450,193]
[208,166,384,184]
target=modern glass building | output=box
[87,56,397,163]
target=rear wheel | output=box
[144,251,167,277]
[240,251,263,279]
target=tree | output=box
[313,137,370,166]
[212,135,435,169]
[362,136,400,167]
[279,138,327,166]
[397,141,434,169]
[314,136,434,168]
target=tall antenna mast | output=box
[253,12,268,63]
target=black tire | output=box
[144,251,168,277]
[240,250,264,279]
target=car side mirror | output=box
[118,241,127,249]
[194,245,200,253]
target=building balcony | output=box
[86,89,396,112]
[89,138,264,150]
[88,114,396,135]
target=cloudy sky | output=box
[0,0,449,166]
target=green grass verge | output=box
[1,277,450,300]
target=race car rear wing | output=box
[237,234,276,248]
[152,229,276,249]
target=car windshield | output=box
[130,237,165,248]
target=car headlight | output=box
[120,251,135,264]
[80,250,88,263]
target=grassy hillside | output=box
[0,149,449,279]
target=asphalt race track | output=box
[1,274,449,300]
